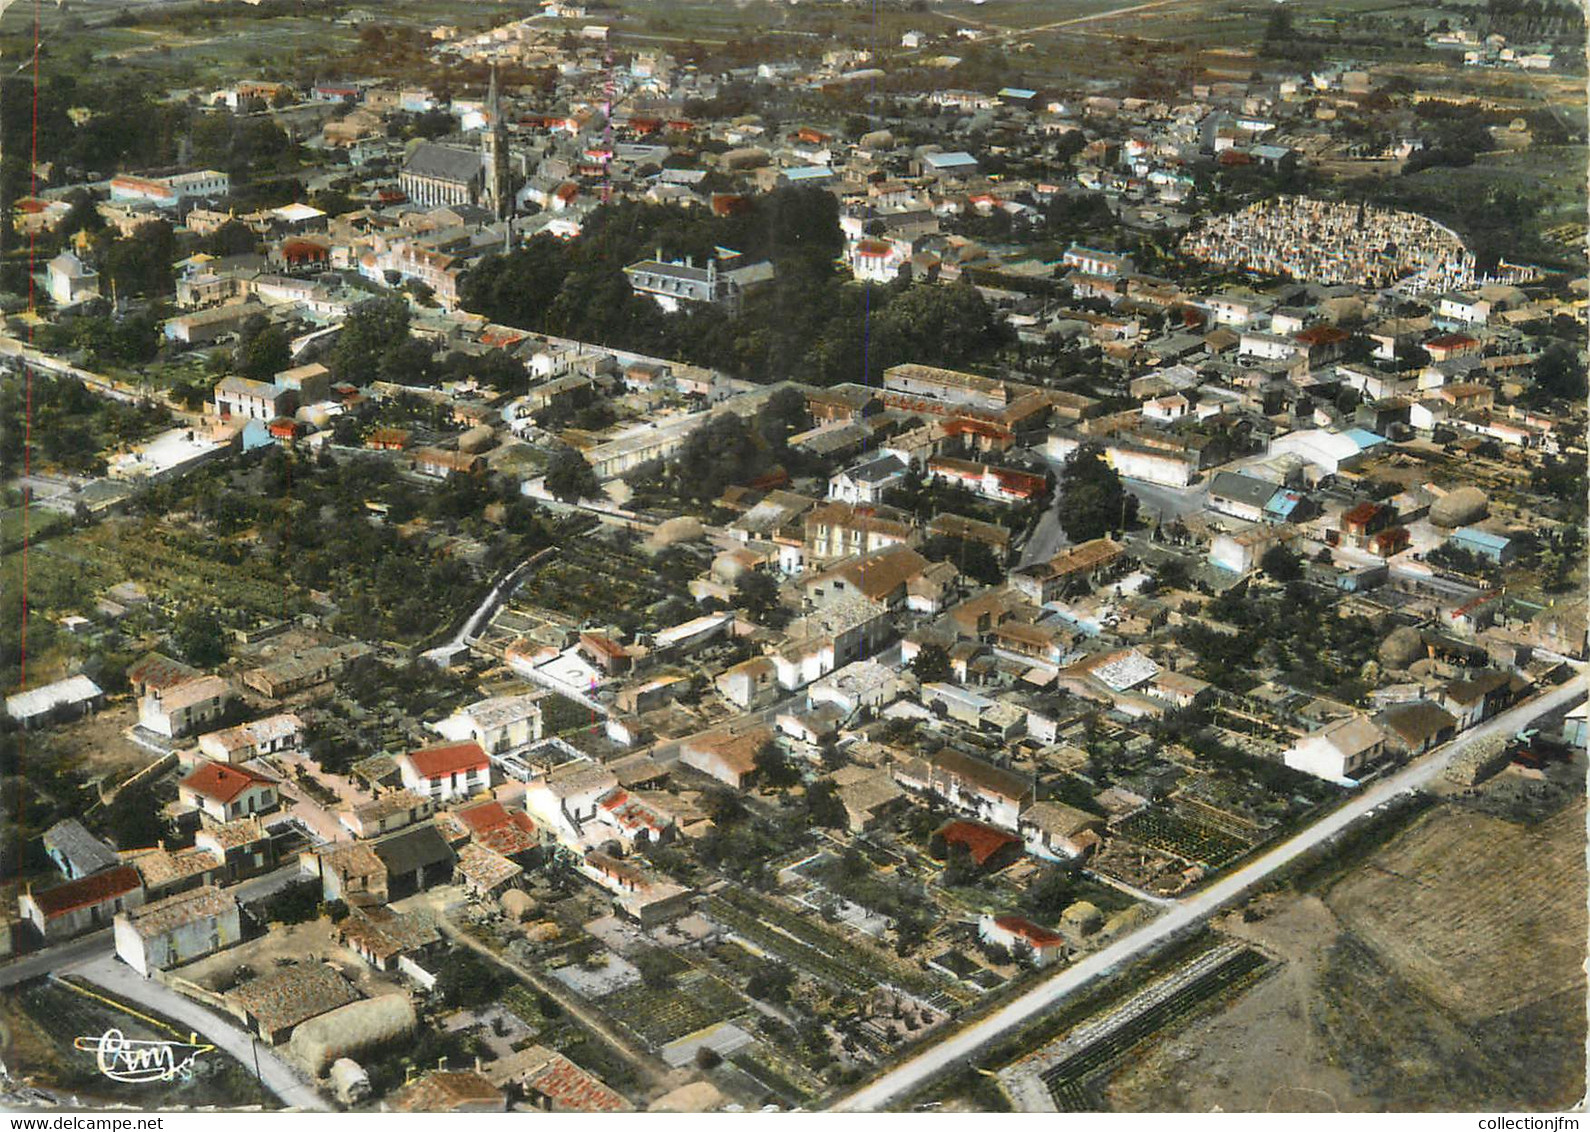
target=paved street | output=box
[833,675,1587,1111]
[0,862,303,990]
[63,953,330,1112]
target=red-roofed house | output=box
[398,741,490,802]
[937,819,1023,870]
[20,865,144,941]
[978,912,1066,967]
[456,800,541,858]
[178,761,280,823]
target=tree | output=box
[1260,542,1303,581]
[694,1046,723,1071]
[207,220,258,258]
[173,608,227,667]
[1530,341,1586,404]
[735,569,786,627]
[331,297,411,386]
[745,962,796,1005]
[753,740,801,790]
[543,445,599,503]
[633,950,677,990]
[910,643,952,683]
[103,783,164,850]
[1057,445,1137,541]
[434,948,508,1008]
[1023,864,1077,920]
[804,779,848,830]
[234,315,290,381]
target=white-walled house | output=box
[178,761,280,823]
[114,885,241,977]
[397,741,491,802]
[139,675,232,739]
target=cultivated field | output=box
[1103,789,1587,1112]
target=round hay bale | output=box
[1378,625,1425,669]
[646,517,703,550]
[290,994,417,1076]
[712,552,748,584]
[1429,486,1488,528]
[501,889,537,923]
[458,425,497,454]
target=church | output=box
[397,69,513,216]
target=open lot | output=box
[1102,788,1587,1112]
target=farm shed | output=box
[290,993,418,1075]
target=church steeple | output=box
[481,65,510,221]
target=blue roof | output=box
[783,166,834,181]
[240,419,277,452]
[924,150,978,168]
[1450,526,1511,552]
[999,87,1038,99]
[1264,489,1304,518]
[1343,428,1387,450]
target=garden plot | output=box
[604,970,746,1048]
[1112,803,1253,871]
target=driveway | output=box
[61,953,331,1112]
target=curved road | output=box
[833,675,1586,1111]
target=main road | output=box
[832,674,1586,1111]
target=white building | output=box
[139,675,232,739]
[46,252,99,307]
[397,741,491,802]
[1283,715,1386,783]
[114,886,241,977]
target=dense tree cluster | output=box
[461,190,1012,386]
[1056,445,1138,542]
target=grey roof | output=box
[403,143,485,185]
[844,453,907,484]
[372,824,456,877]
[42,818,121,875]
[1208,470,1281,510]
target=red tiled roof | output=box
[179,760,277,805]
[28,865,141,919]
[457,800,511,834]
[1294,324,1349,346]
[1342,501,1385,527]
[992,913,1064,947]
[1427,333,1479,349]
[938,819,1021,867]
[405,741,488,779]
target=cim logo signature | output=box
[73,1029,215,1084]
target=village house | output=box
[7,675,105,729]
[214,375,295,422]
[19,866,144,942]
[113,885,241,977]
[1009,538,1123,603]
[1019,801,1105,860]
[230,963,362,1045]
[715,656,779,710]
[678,727,775,789]
[194,817,276,882]
[340,790,437,839]
[336,903,442,974]
[897,748,1036,830]
[772,593,892,689]
[397,741,492,802]
[139,674,232,739]
[197,713,304,764]
[978,913,1066,967]
[177,761,280,823]
[1283,715,1387,783]
[42,819,120,880]
[441,694,546,755]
